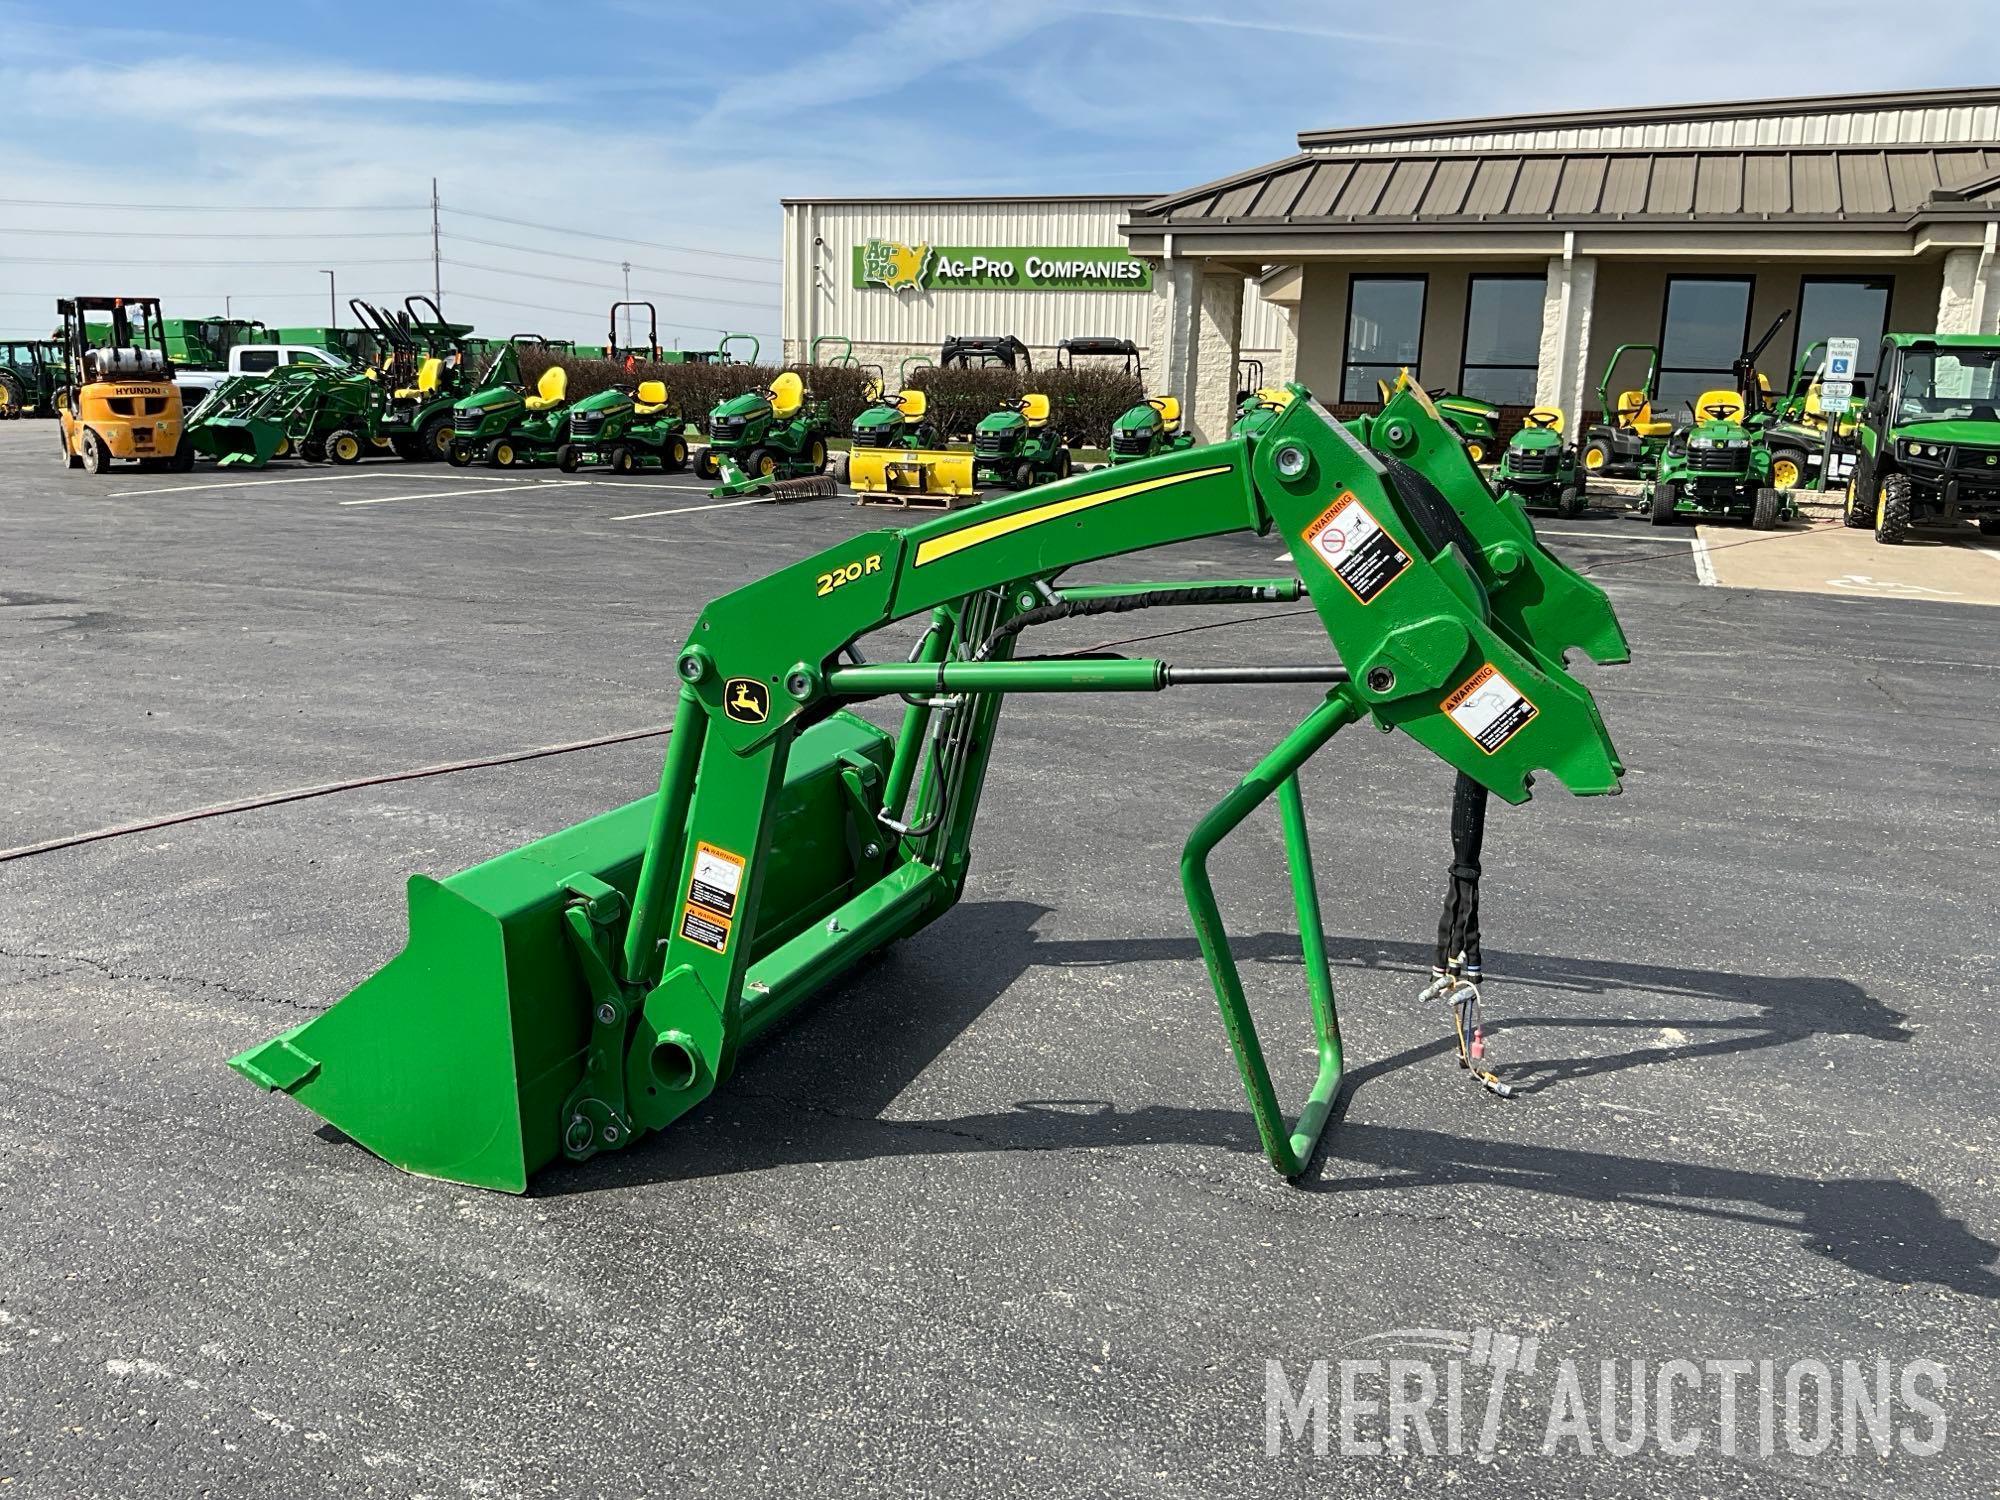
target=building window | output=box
[1794,278,1891,393]
[1342,275,1426,402]
[1657,276,1753,417]
[1460,275,1546,406]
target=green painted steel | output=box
[232,384,1629,1191]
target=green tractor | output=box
[0,338,63,418]
[1643,386,1786,529]
[1493,405,1585,516]
[971,392,1072,490]
[1577,344,1674,478]
[1108,394,1194,464]
[275,326,380,365]
[1843,333,2000,543]
[160,317,270,371]
[697,371,835,498]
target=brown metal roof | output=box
[1298,86,2000,150]
[1129,144,2000,234]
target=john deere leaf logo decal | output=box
[861,238,932,293]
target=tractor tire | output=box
[1055,447,1073,479]
[273,438,292,459]
[446,440,477,467]
[805,436,828,471]
[1581,437,1614,474]
[170,442,195,473]
[418,412,453,462]
[556,443,582,474]
[1015,460,1037,490]
[1648,482,1679,525]
[1873,472,1912,545]
[300,437,327,464]
[1463,438,1486,465]
[745,446,778,479]
[1751,487,1781,531]
[1843,455,1875,529]
[832,451,851,486]
[389,433,426,461]
[696,447,719,480]
[1558,485,1586,518]
[1977,516,2000,537]
[325,428,364,465]
[609,443,638,475]
[665,435,689,472]
[488,440,517,469]
[1767,446,1807,492]
[0,371,23,419]
[80,428,109,474]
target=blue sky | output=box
[1,1,1991,347]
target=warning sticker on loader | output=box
[679,905,732,954]
[1442,663,1538,754]
[688,841,745,920]
[1302,491,1411,604]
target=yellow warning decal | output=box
[1302,490,1411,604]
[679,840,747,953]
[1442,663,1538,755]
[912,465,1234,567]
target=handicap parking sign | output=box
[1831,356,1851,375]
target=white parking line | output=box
[1689,533,1718,586]
[1962,540,2000,567]
[612,497,774,522]
[340,480,586,507]
[113,473,361,497]
[572,478,715,492]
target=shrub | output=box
[906,364,1144,447]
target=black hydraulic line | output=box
[1433,772,1488,981]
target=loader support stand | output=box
[1182,686,1362,1177]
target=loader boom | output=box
[233,387,1627,1191]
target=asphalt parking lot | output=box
[2,420,1996,1498]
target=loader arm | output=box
[232,387,1627,1192]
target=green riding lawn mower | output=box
[1377,370,1500,463]
[229,380,1629,1193]
[554,304,693,475]
[0,338,63,418]
[448,346,571,469]
[1109,395,1193,464]
[1578,344,1675,478]
[1644,386,1787,529]
[697,371,836,498]
[1843,332,2000,543]
[1493,405,1585,516]
[972,392,1073,489]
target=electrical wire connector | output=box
[1422,969,1514,1099]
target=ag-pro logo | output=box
[860,238,932,293]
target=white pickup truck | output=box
[176,344,353,407]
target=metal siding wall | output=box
[783,198,1284,356]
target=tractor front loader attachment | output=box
[233,386,1627,1190]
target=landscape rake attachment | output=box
[232,384,1628,1192]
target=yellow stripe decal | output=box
[913,465,1234,567]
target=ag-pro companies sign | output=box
[856,238,1151,293]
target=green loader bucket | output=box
[202,417,289,469]
[229,796,655,1192]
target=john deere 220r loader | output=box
[232,383,1628,1192]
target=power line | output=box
[0,253,430,268]
[441,257,776,314]
[0,289,354,300]
[0,196,424,212]
[440,231,778,289]
[0,226,422,241]
[442,288,771,340]
[439,204,780,265]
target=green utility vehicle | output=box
[0,338,62,418]
[696,371,833,497]
[1578,343,1674,477]
[1108,395,1194,464]
[1844,333,2000,542]
[1493,405,1584,516]
[941,334,1031,370]
[1644,386,1786,528]
[971,391,1072,489]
